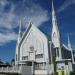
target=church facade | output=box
[15,1,74,74]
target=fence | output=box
[0,66,21,74]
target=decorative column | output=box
[46,59,49,75]
[32,61,34,75]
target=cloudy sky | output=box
[0,0,75,62]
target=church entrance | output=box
[29,52,34,61]
[28,46,36,61]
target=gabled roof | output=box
[19,23,50,47]
[19,23,70,51]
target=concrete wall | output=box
[35,70,47,75]
[20,25,49,63]
[21,66,32,75]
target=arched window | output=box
[53,32,57,42]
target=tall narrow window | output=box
[16,54,17,61]
[56,47,59,57]
[35,54,43,59]
[22,56,28,60]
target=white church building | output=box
[15,1,74,75]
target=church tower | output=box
[51,1,62,59]
[15,20,22,65]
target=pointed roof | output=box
[52,0,59,33]
[67,33,72,50]
[17,19,22,45]
[67,33,75,63]
[51,0,61,47]
[19,22,49,47]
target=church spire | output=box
[51,0,62,59]
[67,33,72,50]
[51,0,60,47]
[52,0,58,32]
[15,19,22,65]
[17,19,22,44]
[67,33,74,63]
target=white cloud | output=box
[0,0,49,45]
[0,0,19,29]
[0,32,17,46]
[15,2,49,28]
[58,0,75,12]
[0,0,8,7]
[0,0,49,29]
[0,13,19,29]
[22,8,49,28]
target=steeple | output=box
[52,0,61,48]
[67,33,72,50]
[52,0,59,32]
[51,0,62,59]
[15,19,22,65]
[17,19,21,44]
[67,33,74,63]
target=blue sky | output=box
[0,0,75,63]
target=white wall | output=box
[19,25,49,63]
